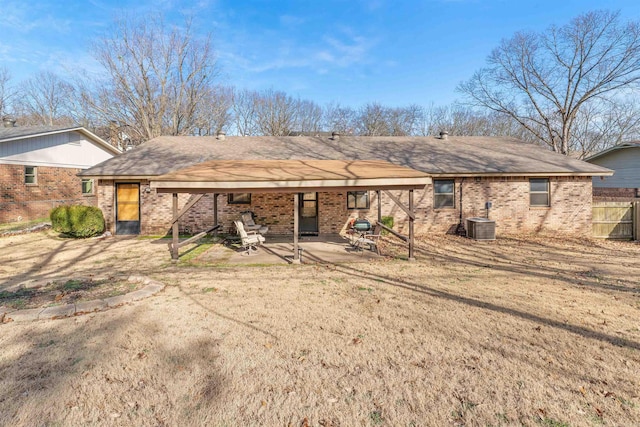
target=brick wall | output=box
[0,164,96,223]
[96,176,594,237]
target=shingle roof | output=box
[80,135,612,178]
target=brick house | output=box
[80,133,611,244]
[0,122,120,223]
[586,142,640,201]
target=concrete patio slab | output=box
[196,234,382,265]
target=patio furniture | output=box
[353,223,382,255]
[234,220,266,255]
[241,211,269,234]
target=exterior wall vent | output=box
[466,217,496,240]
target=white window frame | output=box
[433,179,455,209]
[24,166,37,185]
[529,178,550,207]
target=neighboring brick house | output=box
[0,122,120,223]
[586,142,640,201]
[80,133,611,238]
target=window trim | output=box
[347,191,370,210]
[529,178,550,207]
[227,193,252,204]
[81,178,94,195]
[24,166,37,185]
[433,179,455,209]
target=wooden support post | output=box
[213,193,219,236]
[293,193,300,264]
[634,201,639,241]
[408,189,415,262]
[377,190,382,224]
[171,193,179,261]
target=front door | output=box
[298,192,318,235]
[116,183,140,235]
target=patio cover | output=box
[150,159,431,192]
[151,159,431,264]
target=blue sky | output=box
[3,0,640,108]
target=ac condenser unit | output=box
[466,217,496,240]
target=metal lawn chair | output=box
[241,211,269,234]
[234,220,266,255]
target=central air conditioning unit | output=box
[466,217,496,240]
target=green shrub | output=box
[380,216,394,235]
[50,205,105,238]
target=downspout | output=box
[456,178,466,236]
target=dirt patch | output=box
[1,276,137,310]
[0,231,639,426]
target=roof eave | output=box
[150,176,432,193]
[429,171,613,178]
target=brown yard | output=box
[1,231,639,426]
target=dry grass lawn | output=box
[1,231,639,426]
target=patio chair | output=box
[241,211,269,234]
[234,220,266,255]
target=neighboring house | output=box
[80,132,611,238]
[586,142,640,200]
[0,121,121,223]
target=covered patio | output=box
[149,159,431,263]
[191,234,382,265]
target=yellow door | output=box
[116,183,140,234]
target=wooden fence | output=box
[592,201,639,240]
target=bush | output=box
[381,216,394,235]
[50,205,105,238]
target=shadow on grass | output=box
[0,309,225,426]
[332,241,640,351]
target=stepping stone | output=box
[75,300,107,314]
[6,308,43,322]
[40,304,76,320]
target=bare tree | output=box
[253,89,298,136]
[231,88,259,136]
[84,14,219,143]
[0,67,13,118]
[15,71,75,126]
[356,102,389,136]
[294,99,323,134]
[323,102,356,134]
[569,97,640,158]
[387,105,423,136]
[458,10,640,154]
[193,85,233,136]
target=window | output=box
[529,178,550,206]
[228,193,251,204]
[433,179,455,208]
[81,179,94,195]
[24,166,37,185]
[347,191,369,209]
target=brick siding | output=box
[0,164,96,223]
[96,176,594,237]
